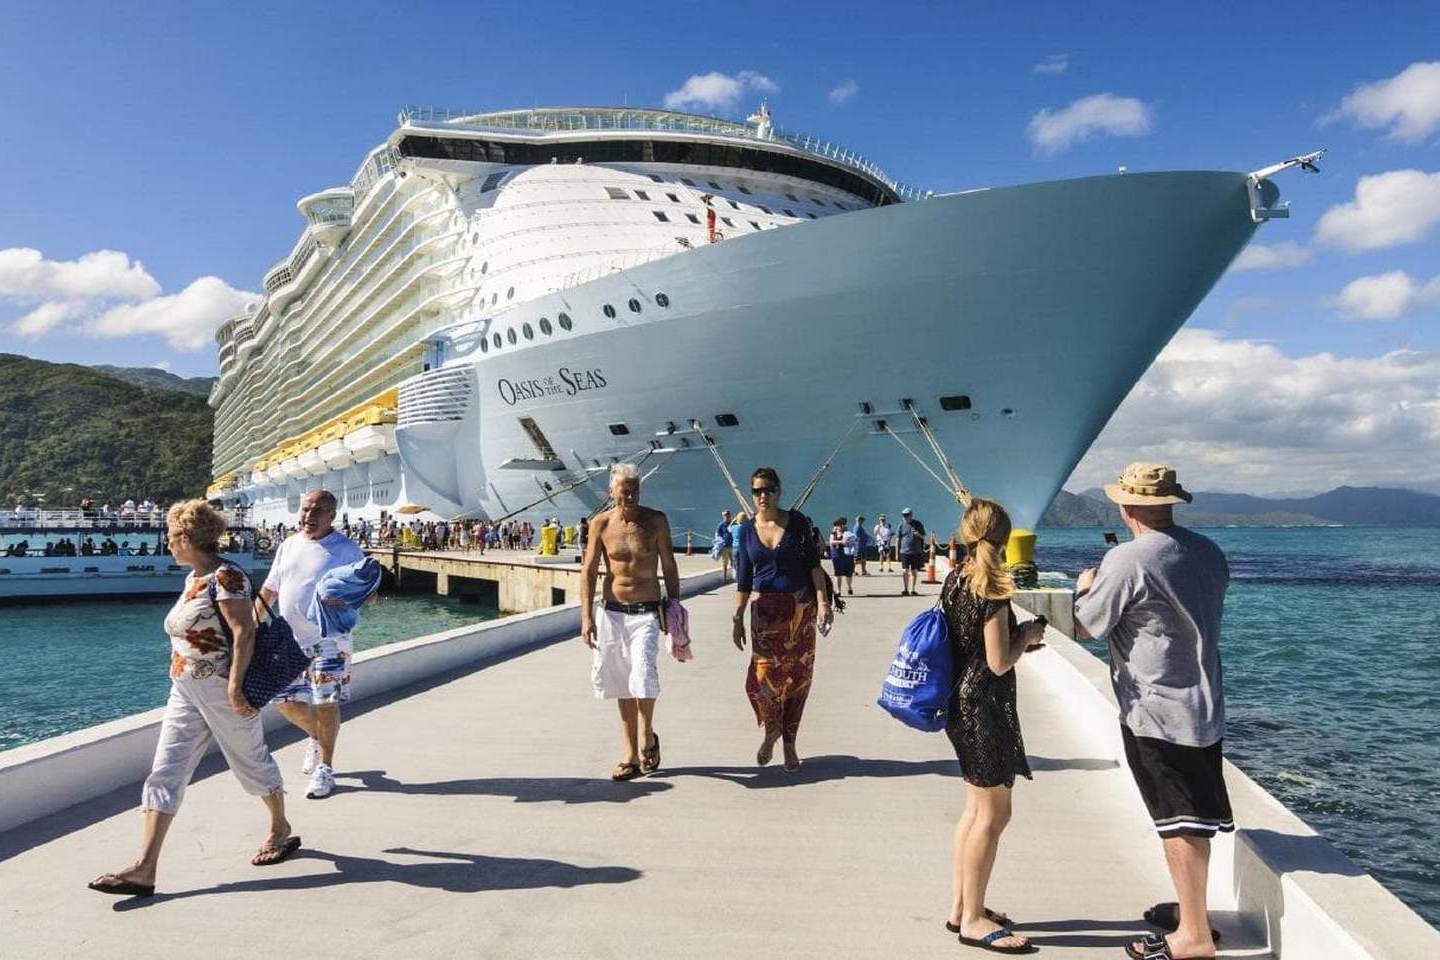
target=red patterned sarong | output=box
[746,589,817,740]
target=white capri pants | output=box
[141,670,285,815]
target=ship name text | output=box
[496,367,608,406]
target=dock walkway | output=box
[1,572,1269,959]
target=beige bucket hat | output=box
[1104,462,1193,506]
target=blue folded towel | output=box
[307,557,382,638]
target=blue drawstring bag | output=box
[877,606,954,732]
[709,535,726,560]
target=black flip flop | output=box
[251,835,302,867]
[87,875,155,897]
[1125,934,1215,960]
[946,908,1014,932]
[958,927,1035,954]
[641,732,661,774]
[1143,903,1221,944]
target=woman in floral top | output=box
[89,500,299,898]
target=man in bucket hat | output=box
[1074,463,1231,960]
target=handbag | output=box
[877,600,954,732]
[208,564,312,709]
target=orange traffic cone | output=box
[923,545,939,584]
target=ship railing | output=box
[1,508,254,532]
[397,105,930,201]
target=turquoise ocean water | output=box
[1,528,1436,926]
[0,593,497,751]
[1035,526,1440,928]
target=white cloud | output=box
[1326,60,1440,143]
[828,79,859,106]
[1331,270,1440,321]
[1033,54,1069,75]
[663,70,778,112]
[88,276,258,351]
[1067,329,1440,493]
[1232,241,1313,272]
[0,247,160,302]
[1313,169,1440,252]
[3,245,258,351]
[12,301,82,337]
[1026,93,1152,155]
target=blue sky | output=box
[2,1,1437,491]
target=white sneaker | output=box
[306,763,335,799]
[301,738,320,776]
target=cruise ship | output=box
[209,104,1308,536]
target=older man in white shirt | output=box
[258,490,365,799]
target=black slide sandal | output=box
[88,875,155,897]
[1143,902,1221,943]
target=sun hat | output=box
[1103,462,1193,506]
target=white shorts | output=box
[591,604,661,700]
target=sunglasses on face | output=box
[751,486,779,496]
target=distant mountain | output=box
[91,365,216,397]
[1040,485,1440,527]
[0,354,212,508]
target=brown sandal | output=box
[252,836,302,866]
[610,761,641,781]
[640,733,661,773]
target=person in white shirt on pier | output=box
[257,490,366,799]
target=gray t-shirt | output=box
[1074,526,1228,747]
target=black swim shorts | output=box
[1121,724,1234,839]
[900,552,926,571]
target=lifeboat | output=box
[266,461,290,484]
[318,423,355,470]
[298,446,327,477]
[343,404,398,463]
[280,442,308,480]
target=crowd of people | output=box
[83,461,1234,960]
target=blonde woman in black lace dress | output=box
[941,498,1047,954]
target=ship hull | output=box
[242,170,1260,536]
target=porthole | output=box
[522,322,534,340]
[608,423,630,436]
[493,333,502,349]
[939,395,972,411]
[480,338,489,353]
[481,261,488,274]
[716,413,740,427]
[738,184,752,194]
[655,292,670,308]
[558,312,572,330]
[472,232,478,244]
[627,298,642,313]
[539,317,552,335]
[506,286,514,300]
[507,328,517,344]
[635,189,650,201]
[491,292,498,305]
[602,304,616,318]
[783,209,796,217]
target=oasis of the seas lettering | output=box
[496,367,607,406]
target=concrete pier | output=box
[1,571,1435,959]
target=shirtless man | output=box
[580,463,681,780]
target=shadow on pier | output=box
[113,847,641,910]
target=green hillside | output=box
[90,364,216,397]
[0,353,213,508]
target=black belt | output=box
[604,599,661,614]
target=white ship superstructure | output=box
[211,105,1298,534]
